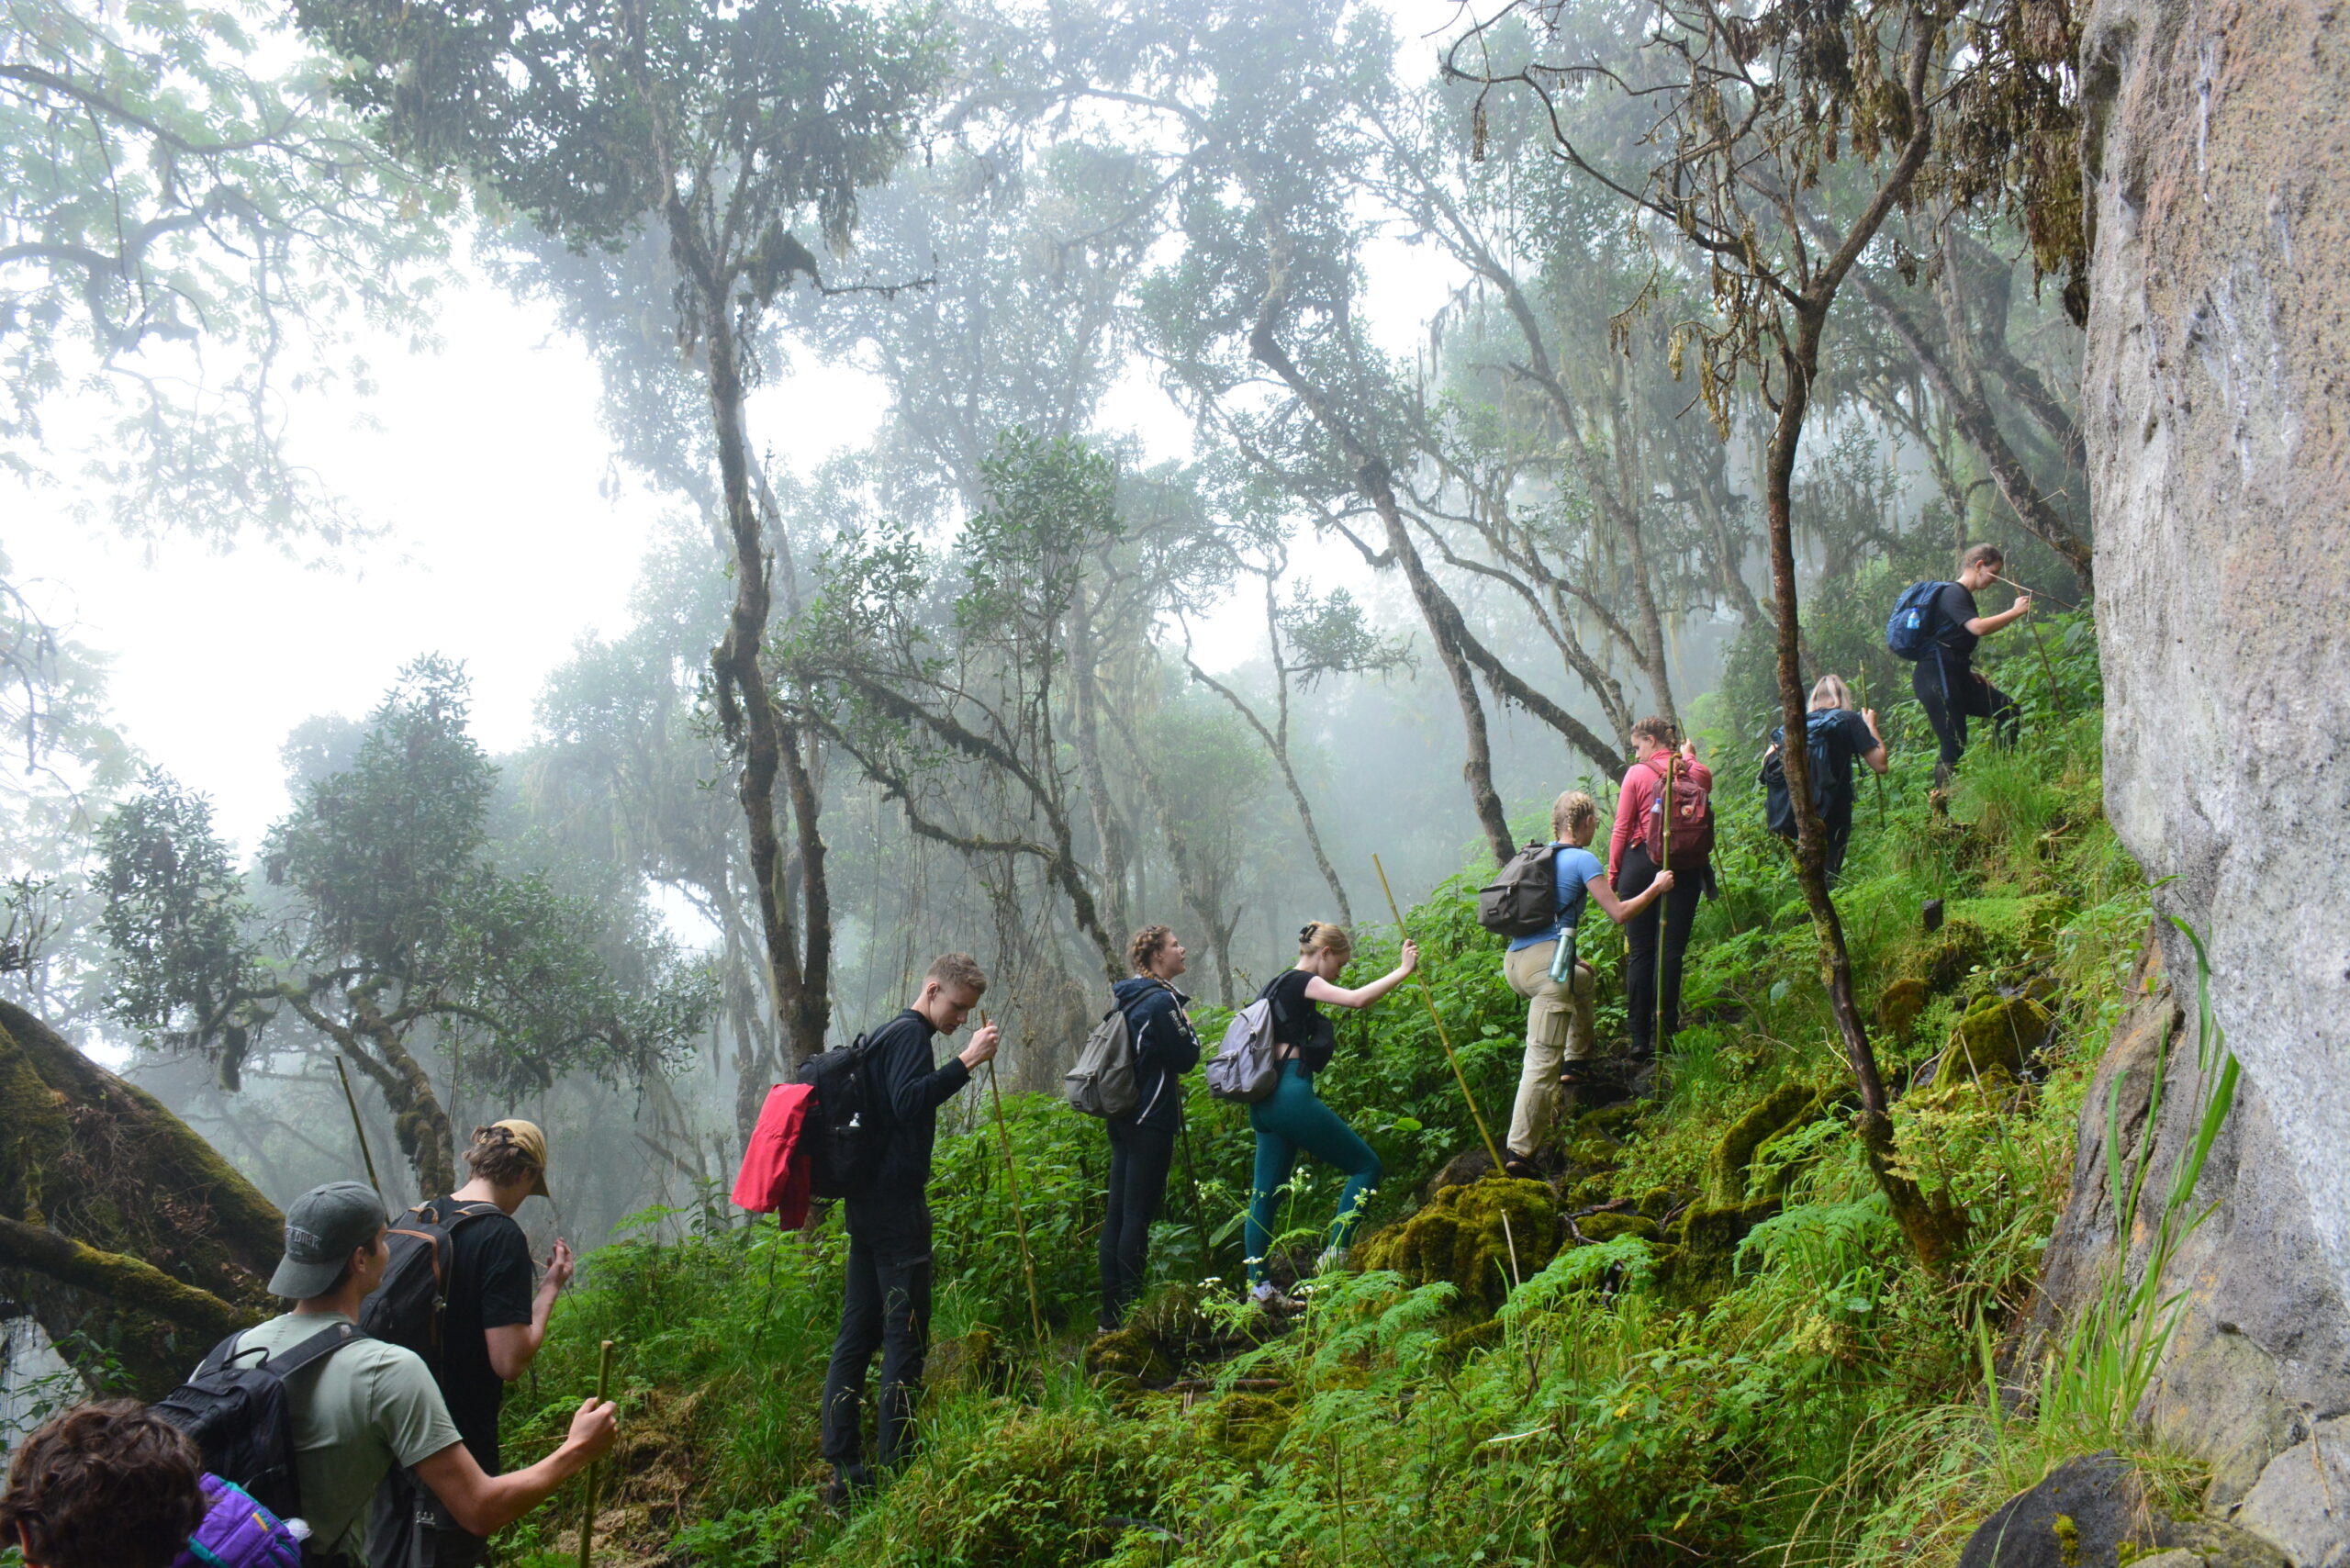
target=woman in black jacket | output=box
[1099,924,1202,1329]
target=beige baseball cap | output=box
[491,1117,554,1199]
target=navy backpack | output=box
[1886,581,1952,660]
[1760,711,1850,839]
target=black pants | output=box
[820,1199,934,1477]
[1824,819,1852,887]
[1618,844,1705,1058]
[1099,1119,1176,1328]
[1914,657,2018,771]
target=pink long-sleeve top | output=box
[1608,747,1714,879]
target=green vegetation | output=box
[473,613,2188,1567]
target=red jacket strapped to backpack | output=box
[731,1082,815,1227]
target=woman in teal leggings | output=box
[1246,920,1419,1308]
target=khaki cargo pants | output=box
[1503,939,1595,1159]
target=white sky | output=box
[4,227,1451,857]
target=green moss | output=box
[1437,1316,1504,1364]
[1573,1211,1662,1243]
[1204,1391,1292,1464]
[1707,1081,1819,1204]
[1084,1324,1175,1386]
[1917,918,1993,991]
[1875,977,1930,1036]
[1663,1197,1782,1300]
[1938,993,2054,1084]
[1355,1177,1561,1312]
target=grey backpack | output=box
[1204,998,1281,1104]
[1063,1006,1139,1117]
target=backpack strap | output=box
[254,1319,364,1380]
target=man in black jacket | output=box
[820,952,1000,1503]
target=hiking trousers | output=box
[1502,941,1595,1159]
[1618,844,1705,1059]
[1100,1117,1177,1328]
[1246,1060,1381,1286]
[821,1199,934,1476]
[1914,656,2018,772]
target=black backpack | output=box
[793,1034,881,1200]
[151,1319,363,1522]
[357,1198,502,1373]
[1761,711,1849,840]
[1477,841,1562,937]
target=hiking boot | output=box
[821,1465,875,1514]
[1249,1281,1300,1313]
[1503,1153,1542,1181]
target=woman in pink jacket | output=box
[1607,717,1711,1077]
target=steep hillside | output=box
[465,614,2248,1568]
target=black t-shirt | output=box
[1933,583,1982,666]
[1262,969,1336,1075]
[422,1199,534,1473]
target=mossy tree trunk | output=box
[0,1000,277,1397]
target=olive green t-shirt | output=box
[202,1312,462,1559]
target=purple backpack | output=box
[173,1473,304,1568]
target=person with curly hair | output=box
[0,1401,207,1568]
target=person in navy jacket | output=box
[1099,925,1202,1330]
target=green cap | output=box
[268,1181,386,1299]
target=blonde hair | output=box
[923,952,988,997]
[1551,790,1597,841]
[1297,920,1352,961]
[1808,674,1852,712]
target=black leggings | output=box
[1100,1119,1176,1327]
[1617,843,1705,1058]
[1914,657,2018,771]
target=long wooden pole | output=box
[1658,756,1673,1059]
[1371,854,1505,1173]
[1853,667,1886,827]
[576,1338,615,1568]
[979,1013,1046,1343]
[332,1057,386,1207]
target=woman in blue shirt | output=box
[1502,790,1676,1177]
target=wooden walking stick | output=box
[1371,854,1505,1174]
[979,1013,1046,1344]
[332,1057,386,1207]
[576,1338,615,1568]
[1852,668,1887,827]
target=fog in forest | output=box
[4,0,2089,1361]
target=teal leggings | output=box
[1246,1060,1382,1285]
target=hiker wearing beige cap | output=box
[366,1121,573,1567]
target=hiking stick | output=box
[1852,669,1886,827]
[576,1338,615,1568]
[1990,571,2082,614]
[1177,1114,1211,1258]
[2020,615,2069,719]
[1371,854,1505,1173]
[979,1013,1046,1344]
[332,1057,386,1208]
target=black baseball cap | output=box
[267,1182,386,1299]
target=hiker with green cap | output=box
[188,1180,615,1568]
[366,1120,575,1568]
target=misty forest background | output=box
[1,0,2090,1276]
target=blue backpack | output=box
[1886,581,1952,660]
[1760,711,1849,839]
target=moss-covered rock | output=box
[1707,1081,1820,1204]
[928,1327,1002,1395]
[1438,1316,1505,1364]
[1203,1391,1292,1464]
[1938,993,2054,1084]
[1663,1197,1782,1300]
[1356,1177,1561,1312]
[1919,918,1995,991]
[1877,976,1931,1036]
[1084,1323,1175,1386]
[1573,1211,1662,1243]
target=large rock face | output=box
[2084,0,2350,1346]
[2076,0,2350,1540]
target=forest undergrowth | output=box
[489,606,2188,1567]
